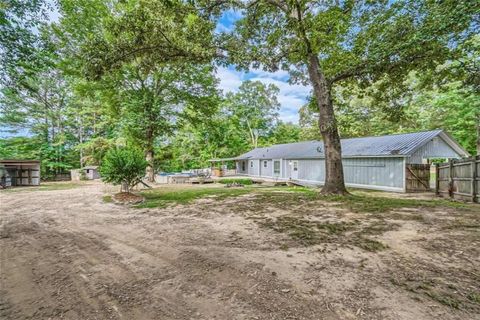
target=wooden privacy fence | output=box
[406,164,431,192]
[436,155,479,203]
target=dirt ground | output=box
[1,181,479,320]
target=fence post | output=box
[435,163,440,196]
[473,156,478,203]
[448,159,454,200]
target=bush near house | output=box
[217,178,254,185]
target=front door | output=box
[291,161,299,179]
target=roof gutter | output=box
[243,155,409,160]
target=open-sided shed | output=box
[0,160,41,187]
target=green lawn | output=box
[2,182,83,192]
[319,192,471,213]
[217,178,254,185]
[136,185,314,208]
[133,184,477,212]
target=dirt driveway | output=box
[1,182,479,320]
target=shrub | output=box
[100,147,147,192]
[218,178,253,185]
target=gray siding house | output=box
[229,130,469,192]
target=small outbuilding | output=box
[212,130,470,192]
[0,159,41,187]
[71,166,100,181]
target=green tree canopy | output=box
[100,146,147,193]
[224,0,479,193]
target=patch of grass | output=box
[135,185,318,209]
[443,221,480,230]
[390,275,474,310]
[217,178,254,185]
[136,186,254,208]
[258,216,353,246]
[467,292,480,304]
[425,290,461,309]
[360,220,400,235]
[319,193,471,213]
[387,212,425,222]
[102,195,113,203]
[356,238,388,252]
[3,182,82,192]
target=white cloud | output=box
[216,66,244,93]
[215,9,243,33]
[215,66,310,124]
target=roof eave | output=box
[438,131,470,157]
[244,154,408,160]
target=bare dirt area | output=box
[1,181,479,320]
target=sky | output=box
[1,6,309,139]
[214,10,309,124]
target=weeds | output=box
[355,238,388,252]
[136,187,253,208]
[217,178,254,185]
[102,195,113,203]
[319,193,471,213]
[2,182,83,192]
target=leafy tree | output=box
[160,104,252,171]
[225,80,280,148]
[300,75,479,155]
[0,66,80,176]
[81,0,222,78]
[0,136,42,160]
[0,0,48,85]
[108,62,219,181]
[226,0,479,194]
[265,121,301,145]
[99,147,147,193]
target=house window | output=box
[293,161,298,172]
[86,169,90,173]
[263,161,267,168]
[242,161,245,171]
[274,160,280,174]
[250,161,253,168]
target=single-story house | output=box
[0,159,41,187]
[212,130,469,192]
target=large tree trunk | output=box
[306,53,348,194]
[146,149,155,182]
[145,126,155,182]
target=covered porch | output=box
[208,157,247,177]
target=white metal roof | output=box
[232,130,469,160]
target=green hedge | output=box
[217,178,253,185]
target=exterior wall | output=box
[240,157,405,192]
[408,137,461,164]
[259,159,273,177]
[296,159,326,182]
[236,160,248,174]
[85,169,100,180]
[281,159,288,179]
[343,158,404,190]
[248,159,260,176]
[282,158,403,190]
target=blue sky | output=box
[215,10,309,123]
[49,6,310,123]
[1,7,309,139]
